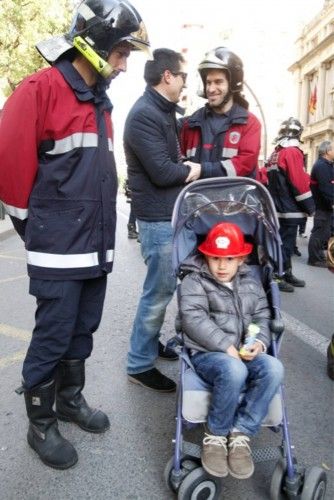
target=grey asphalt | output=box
[0,199,333,500]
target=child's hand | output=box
[226,345,240,359]
[239,341,263,361]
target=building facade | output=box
[289,0,334,169]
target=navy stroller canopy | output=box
[172,177,282,276]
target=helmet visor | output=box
[118,20,150,53]
[74,0,150,53]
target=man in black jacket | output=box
[308,140,334,267]
[124,48,201,392]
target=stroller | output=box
[164,177,327,500]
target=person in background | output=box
[124,48,201,392]
[0,0,149,469]
[179,222,283,479]
[180,46,261,181]
[308,140,334,267]
[266,118,315,292]
[124,179,139,239]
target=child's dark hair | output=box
[144,48,185,86]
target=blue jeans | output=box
[191,351,284,436]
[127,220,177,374]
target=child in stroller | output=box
[179,221,284,479]
[165,177,327,499]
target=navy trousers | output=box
[23,276,107,389]
[308,209,332,263]
[279,223,298,271]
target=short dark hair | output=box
[144,48,185,86]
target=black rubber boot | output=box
[293,246,302,257]
[127,223,138,239]
[275,276,294,293]
[284,269,305,287]
[24,379,78,469]
[56,359,110,433]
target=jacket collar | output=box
[187,102,248,128]
[276,138,301,149]
[144,86,185,115]
[55,59,112,111]
[180,252,250,284]
[319,156,334,167]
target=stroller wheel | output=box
[301,467,327,500]
[270,459,288,500]
[177,467,222,500]
[164,456,200,492]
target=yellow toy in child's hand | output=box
[239,323,260,357]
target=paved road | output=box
[0,198,333,499]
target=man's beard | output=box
[209,91,232,111]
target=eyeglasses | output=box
[171,71,187,84]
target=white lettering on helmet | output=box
[215,236,230,249]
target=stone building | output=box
[289,0,334,169]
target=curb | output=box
[0,228,15,242]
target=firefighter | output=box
[0,0,149,469]
[179,46,261,180]
[266,118,315,292]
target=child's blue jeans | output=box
[191,351,284,436]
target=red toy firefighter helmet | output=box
[198,222,253,258]
[198,46,244,98]
[36,0,150,75]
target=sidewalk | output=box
[0,215,15,241]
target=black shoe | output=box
[327,335,334,381]
[127,223,138,239]
[128,368,176,392]
[284,271,305,287]
[56,360,110,434]
[293,247,302,257]
[307,260,327,268]
[158,341,178,361]
[276,278,294,293]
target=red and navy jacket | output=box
[0,60,118,280]
[266,139,315,225]
[179,103,261,179]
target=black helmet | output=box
[276,117,303,142]
[36,0,149,65]
[198,47,244,95]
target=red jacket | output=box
[0,60,117,280]
[179,103,261,179]
[266,141,314,224]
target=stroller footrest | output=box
[182,441,282,464]
[182,441,201,459]
[252,446,282,463]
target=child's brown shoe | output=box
[201,432,228,477]
[228,432,254,479]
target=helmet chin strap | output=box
[221,91,233,107]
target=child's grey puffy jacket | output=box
[179,255,271,353]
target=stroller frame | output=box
[164,178,327,500]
